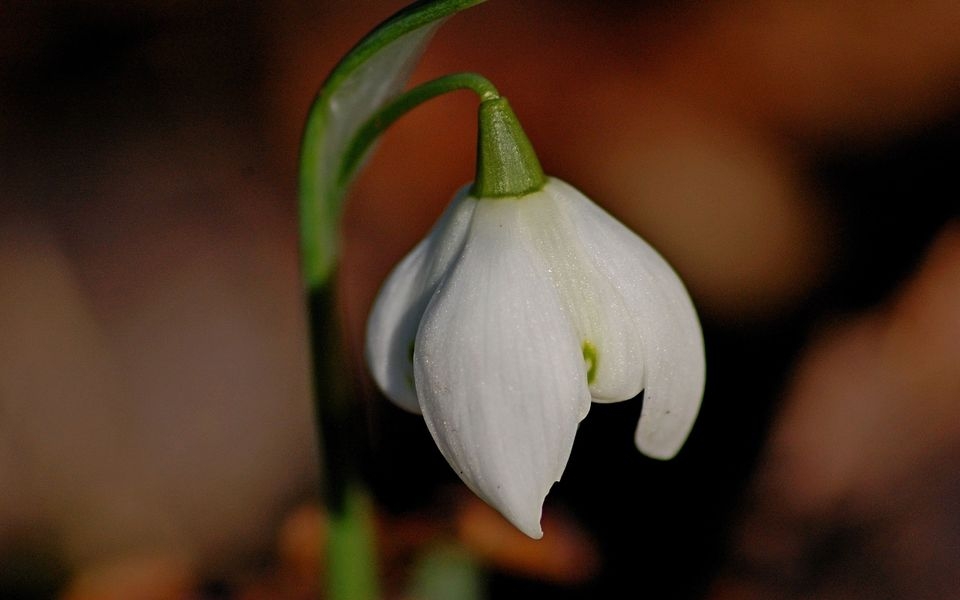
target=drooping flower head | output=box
[366,97,705,538]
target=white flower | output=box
[365,177,705,538]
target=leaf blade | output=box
[298,0,488,289]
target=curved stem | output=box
[339,72,500,186]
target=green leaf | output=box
[299,0,489,290]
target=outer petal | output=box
[365,188,476,413]
[518,188,646,403]
[550,178,706,460]
[414,198,591,539]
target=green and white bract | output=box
[366,177,705,539]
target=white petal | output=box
[550,178,706,459]
[413,198,591,539]
[365,188,476,413]
[518,188,645,403]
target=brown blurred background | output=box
[1,1,958,598]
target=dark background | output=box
[1,1,958,598]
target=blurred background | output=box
[1,0,959,598]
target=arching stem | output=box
[338,72,500,186]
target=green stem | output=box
[327,485,380,600]
[339,72,500,186]
[307,283,379,600]
[302,72,503,600]
[296,3,492,599]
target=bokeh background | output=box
[1,1,959,598]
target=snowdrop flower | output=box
[366,97,705,538]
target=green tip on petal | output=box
[472,97,546,198]
[582,341,598,384]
